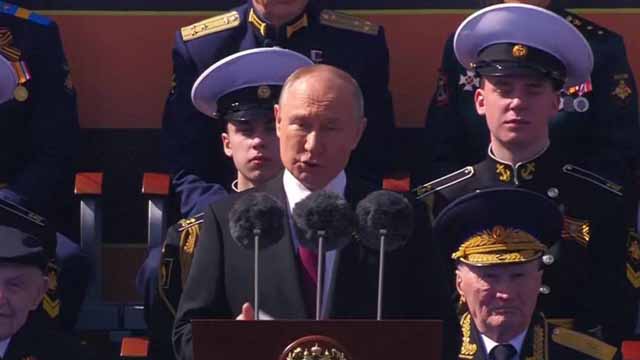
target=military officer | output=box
[0,3,89,331]
[145,48,313,360]
[419,0,639,187]
[415,3,633,345]
[434,187,620,360]
[162,0,395,218]
[0,207,96,360]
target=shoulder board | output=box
[177,213,205,232]
[562,12,609,37]
[562,164,623,196]
[0,2,51,26]
[413,166,475,200]
[551,327,617,360]
[318,10,379,36]
[0,198,46,226]
[181,11,240,42]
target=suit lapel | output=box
[257,173,308,318]
[325,175,378,318]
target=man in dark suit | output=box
[173,64,451,360]
[162,0,395,218]
[434,187,620,359]
[415,4,633,345]
[0,3,88,332]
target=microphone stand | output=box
[315,230,326,320]
[253,228,261,320]
[377,229,387,320]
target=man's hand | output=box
[235,302,254,320]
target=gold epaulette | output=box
[562,164,623,196]
[563,13,609,37]
[413,166,475,200]
[177,213,205,286]
[551,327,617,360]
[318,10,379,36]
[181,11,241,41]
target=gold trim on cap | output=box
[452,226,547,265]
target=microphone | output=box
[292,190,356,319]
[355,190,414,319]
[229,192,285,319]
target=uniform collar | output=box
[248,6,309,45]
[282,169,346,214]
[487,142,550,185]
[480,331,526,359]
[459,311,550,360]
[0,336,10,357]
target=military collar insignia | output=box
[459,70,480,91]
[561,216,591,247]
[458,312,477,359]
[458,312,550,360]
[42,262,60,319]
[488,144,548,184]
[249,8,309,41]
[627,231,640,288]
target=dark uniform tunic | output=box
[162,2,395,217]
[417,146,633,345]
[420,8,639,186]
[1,316,96,360]
[0,7,79,218]
[457,311,620,360]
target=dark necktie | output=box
[490,344,517,360]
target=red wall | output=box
[49,10,640,129]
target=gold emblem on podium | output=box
[281,335,350,360]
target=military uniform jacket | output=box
[0,8,79,216]
[172,172,453,360]
[418,147,633,344]
[420,8,639,185]
[162,2,395,217]
[1,318,96,360]
[457,312,620,360]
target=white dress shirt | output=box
[282,169,347,318]
[481,330,527,359]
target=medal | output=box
[13,85,28,101]
[573,96,589,112]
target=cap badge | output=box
[512,44,528,58]
[459,70,480,91]
[257,85,272,99]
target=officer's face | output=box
[222,117,282,190]
[475,76,559,153]
[0,264,47,340]
[275,67,365,190]
[253,0,308,25]
[456,261,542,342]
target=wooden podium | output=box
[192,319,442,359]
